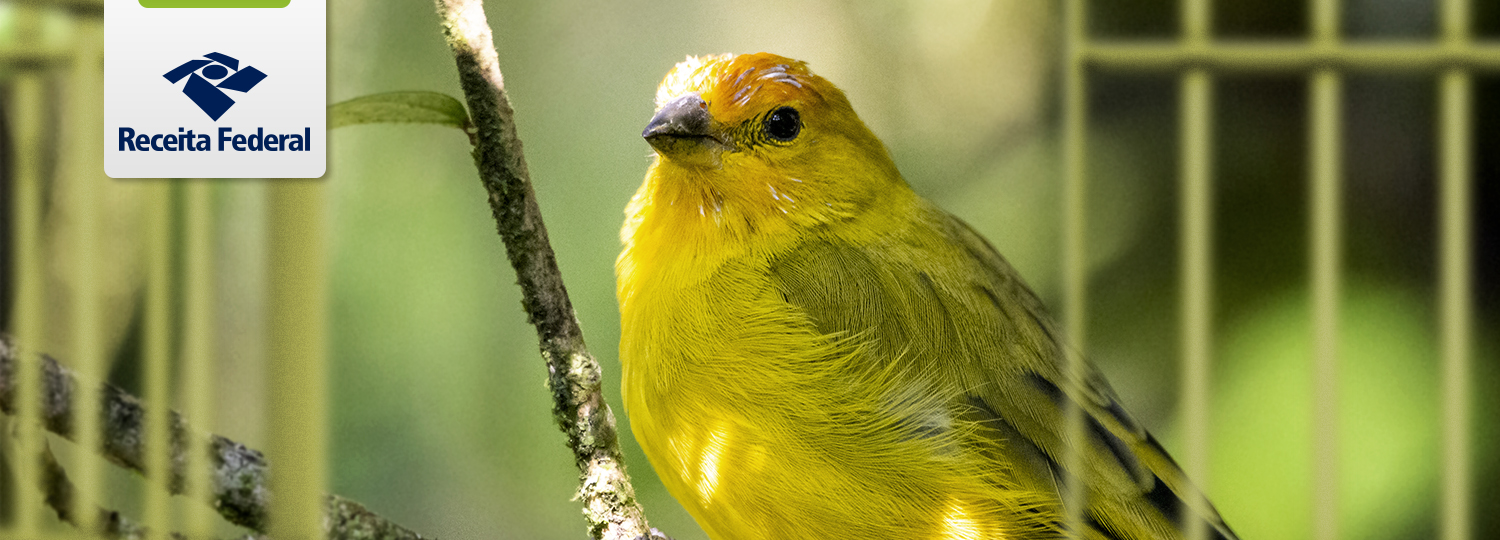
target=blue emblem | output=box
[163,52,267,120]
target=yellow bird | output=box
[617,52,1238,540]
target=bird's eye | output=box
[763,107,801,142]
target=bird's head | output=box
[629,53,907,249]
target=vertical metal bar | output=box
[1309,3,1342,540]
[181,180,217,538]
[1178,1,1213,539]
[1438,2,1472,539]
[1309,69,1342,540]
[214,183,270,447]
[1182,0,1210,43]
[1060,0,1088,535]
[1061,0,1087,355]
[6,5,47,537]
[1313,0,1340,46]
[141,182,174,537]
[1440,0,1469,42]
[267,182,328,540]
[1179,69,1213,540]
[61,19,107,533]
[1437,68,1472,540]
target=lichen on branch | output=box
[430,1,663,538]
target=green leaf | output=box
[329,91,471,130]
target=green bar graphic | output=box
[140,0,290,8]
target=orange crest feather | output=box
[655,53,832,125]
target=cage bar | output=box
[6,4,48,535]
[1177,2,1213,540]
[1309,68,1343,540]
[142,182,174,537]
[6,72,47,540]
[1178,68,1214,540]
[1084,43,1500,73]
[1441,0,1470,42]
[181,181,218,537]
[267,182,329,540]
[1438,68,1472,540]
[63,19,106,532]
[1438,0,1474,538]
[1308,2,1344,540]
[1061,0,1089,535]
[1061,0,1087,369]
[1312,0,1339,46]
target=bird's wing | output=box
[768,206,1238,540]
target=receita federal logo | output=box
[104,0,325,178]
[164,52,267,121]
[117,49,309,155]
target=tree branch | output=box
[0,336,431,540]
[430,1,662,539]
[38,439,160,540]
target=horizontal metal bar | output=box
[1085,41,1500,72]
[47,0,103,10]
[0,47,74,68]
[22,0,103,17]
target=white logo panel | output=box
[105,1,326,178]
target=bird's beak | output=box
[643,93,730,167]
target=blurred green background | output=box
[3,0,1499,539]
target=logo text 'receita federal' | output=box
[117,127,312,152]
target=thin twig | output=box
[430,1,662,539]
[0,336,432,540]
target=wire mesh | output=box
[1,3,326,539]
[1064,1,1483,539]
